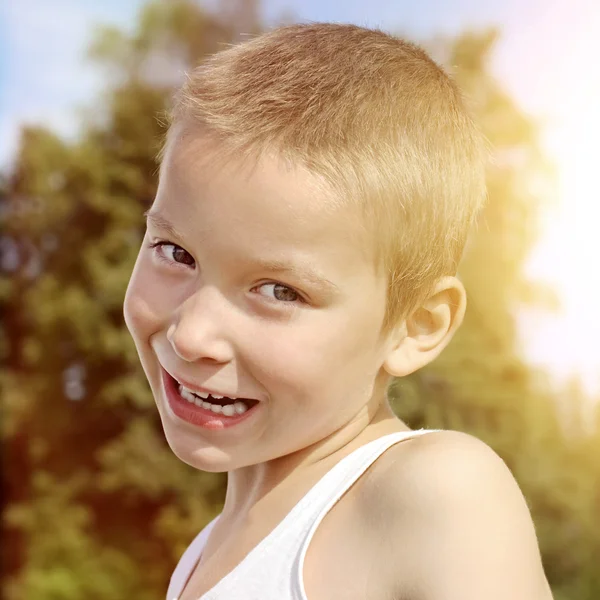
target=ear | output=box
[382,276,467,378]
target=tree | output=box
[391,30,600,598]
[2,1,260,597]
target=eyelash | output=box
[148,240,195,269]
[147,240,306,305]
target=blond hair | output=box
[166,23,487,334]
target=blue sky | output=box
[0,0,584,168]
[1,0,592,168]
[1,0,599,395]
[261,0,518,35]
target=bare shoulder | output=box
[361,429,554,600]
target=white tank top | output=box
[167,428,439,600]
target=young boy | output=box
[124,23,553,600]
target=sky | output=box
[1,0,599,396]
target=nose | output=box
[166,289,235,364]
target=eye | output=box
[257,283,303,303]
[148,241,195,267]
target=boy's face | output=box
[124,125,395,472]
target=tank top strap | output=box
[291,428,440,599]
[167,428,440,600]
[291,428,440,520]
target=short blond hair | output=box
[166,23,487,334]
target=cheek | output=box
[124,257,166,342]
[248,304,383,391]
[123,289,157,343]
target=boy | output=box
[124,23,553,600]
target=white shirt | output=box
[167,429,438,600]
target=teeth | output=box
[180,384,233,400]
[222,404,235,416]
[177,384,250,416]
[180,387,196,403]
[234,401,247,414]
[183,387,208,399]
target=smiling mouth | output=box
[168,373,260,417]
[178,385,254,416]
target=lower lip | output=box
[161,369,260,430]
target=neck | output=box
[220,388,403,524]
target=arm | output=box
[380,431,554,600]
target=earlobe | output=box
[382,277,466,377]
[383,336,415,378]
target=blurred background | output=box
[1,0,599,598]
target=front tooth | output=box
[194,390,209,399]
[210,404,222,414]
[234,401,248,414]
[201,401,212,410]
[211,394,223,400]
[222,404,235,417]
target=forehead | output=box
[161,125,337,220]
[157,125,376,271]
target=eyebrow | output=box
[253,259,340,293]
[144,209,187,242]
[144,210,340,293]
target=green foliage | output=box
[4,472,154,600]
[2,2,598,598]
[391,27,600,599]
[1,1,242,596]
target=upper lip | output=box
[164,368,255,400]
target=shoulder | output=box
[361,430,553,600]
[386,428,522,499]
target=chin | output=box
[167,439,233,473]
[159,425,238,473]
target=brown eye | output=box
[171,246,194,266]
[150,242,195,267]
[259,283,301,303]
